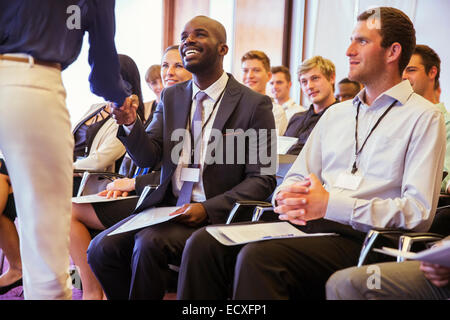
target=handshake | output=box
[109,94,139,126]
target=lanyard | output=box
[188,87,227,165]
[351,99,398,174]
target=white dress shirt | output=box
[274,80,446,232]
[272,101,288,136]
[281,98,306,122]
[172,72,229,202]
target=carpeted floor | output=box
[0,253,82,300]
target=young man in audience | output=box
[402,44,450,194]
[336,77,361,102]
[269,66,305,122]
[283,56,338,155]
[241,50,288,135]
[176,6,446,300]
[86,16,277,300]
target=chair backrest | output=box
[429,206,450,236]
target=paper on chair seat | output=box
[206,222,337,246]
[374,241,450,267]
[107,206,182,236]
[277,136,298,155]
[72,194,138,204]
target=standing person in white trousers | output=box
[0,0,133,299]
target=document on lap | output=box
[72,194,139,204]
[277,136,298,155]
[206,222,337,246]
[374,242,450,268]
[107,206,182,236]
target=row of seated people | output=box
[1,10,449,300]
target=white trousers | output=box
[0,58,73,299]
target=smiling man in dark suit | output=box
[86,15,277,300]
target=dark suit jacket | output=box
[117,74,277,224]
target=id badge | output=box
[181,167,200,183]
[334,172,362,191]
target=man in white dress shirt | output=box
[269,65,305,122]
[241,50,288,135]
[325,44,450,301]
[402,44,450,194]
[176,6,446,300]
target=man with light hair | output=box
[283,56,338,155]
[241,50,288,135]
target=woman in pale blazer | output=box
[72,102,125,173]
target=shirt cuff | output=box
[324,192,356,226]
[122,123,135,135]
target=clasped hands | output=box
[274,173,329,226]
[110,94,139,126]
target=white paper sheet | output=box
[72,194,138,204]
[374,241,450,267]
[206,222,337,246]
[107,206,182,236]
[277,136,299,155]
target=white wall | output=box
[62,0,163,126]
[297,0,450,107]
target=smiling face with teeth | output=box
[161,48,192,88]
[179,16,228,86]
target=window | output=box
[62,0,163,125]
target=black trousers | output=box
[87,216,198,300]
[177,219,386,300]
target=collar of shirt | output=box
[307,100,339,116]
[436,102,447,115]
[352,80,414,110]
[282,99,296,110]
[191,72,229,103]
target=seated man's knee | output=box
[183,227,218,261]
[87,231,117,268]
[236,242,267,270]
[326,267,368,300]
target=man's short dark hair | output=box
[338,78,361,91]
[271,66,291,83]
[414,44,441,90]
[357,7,416,76]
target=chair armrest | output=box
[226,201,273,224]
[75,170,126,197]
[252,205,277,222]
[358,228,406,267]
[397,233,444,262]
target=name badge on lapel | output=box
[181,167,200,183]
[334,172,362,191]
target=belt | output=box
[0,54,61,70]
